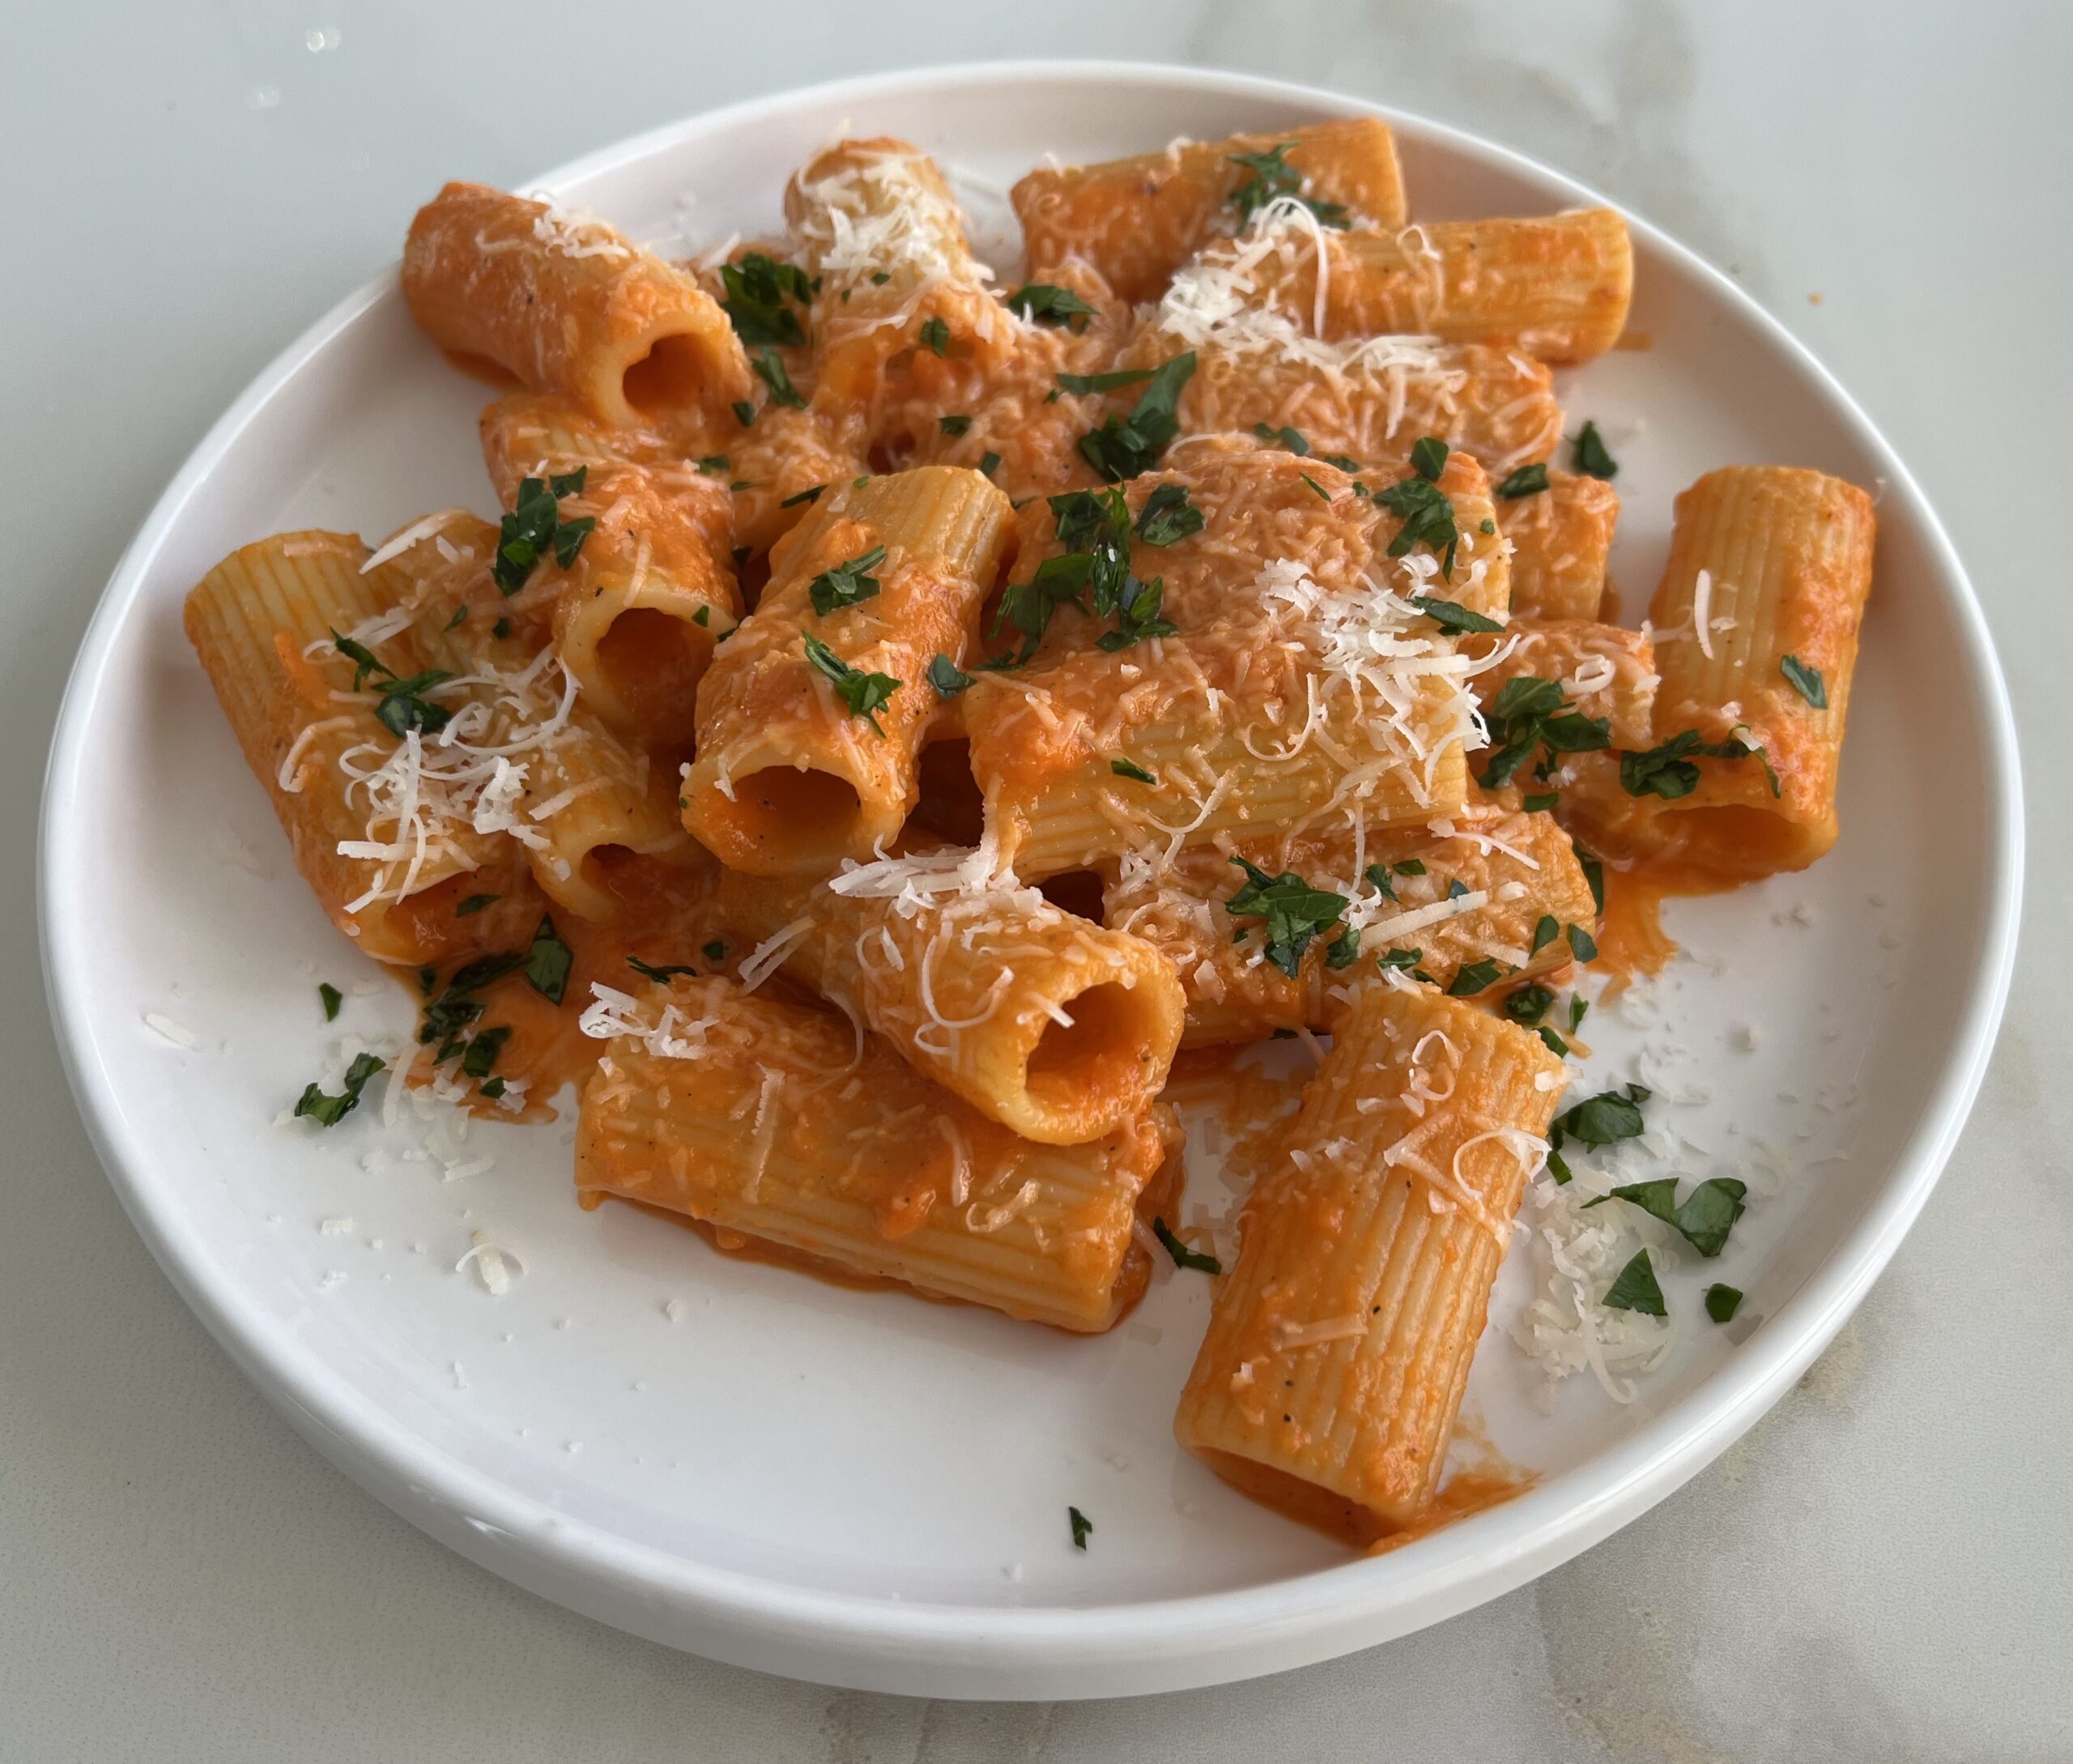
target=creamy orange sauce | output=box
[1593,854,1747,983]
[1163,1044,1307,1195]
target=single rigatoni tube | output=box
[574,977,1183,1332]
[714,850,1184,1144]
[784,139,1011,437]
[1106,806,1596,1044]
[966,641,1473,881]
[1495,468,1620,621]
[1226,210,1632,365]
[1116,330,1562,476]
[1571,466,1876,878]
[1012,118,1407,306]
[1174,986,1564,1541]
[183,531,539,965]
[402,182,751,435]
[684,467,1015,876]
[1469,619,1658,749]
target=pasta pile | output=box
[185,118,1875,1546]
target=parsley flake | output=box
[1572,420,1619,479]
[702,940,728,963]
[718,251,812,347]
[807,545,888,617]
[1110,756,1157,785]
[293,1051,385,1127]
[939,413,973,437]
[1587,1177,1747,1258]
[917,316,950,356]
[1226,856,1348,978]
[1006,283,1097,328]
[1411,595,1503,634]
[317,982,342,1021]
[1603,1249,1665,1315]
[492,468,593,595]
[1546,1083,1649,1183]
[802,633,900,733]
[1134,482,1204,547]
[1152,1216,1221,1275]
[780,484,825,509]
[1497,462,1551,499]
[1227,140,1348,228]
[1410,435,1449,481]
[926,654,974,697]
[1705,1284,1744,1323]
[1620,729,1780,801]
[1781,654,1828,708]
[1069,1505,1094,1549]
[628,956,700,983]
[524,916,573,1006]
[751,348,804,407]
[1447,958,1502,996]
[1077,352,1196,481]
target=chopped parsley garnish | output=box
[702,940,728,963]
[780,484,825,509]
[1603,1249,1665,1315]
[1573,842,1605,914]
[926,654,974,697]
[1254,421,1310,455]
[1363,862,1398,901]
[1537,1026,1570,1057]
[1445,878,1470,900]
[730,399,756,427]
[1572,420,1619,480]
[994,486,1175,660]
[460,1025,510,1081]
[1005,283,1097,329]
[1504,982,1555,1027]
[1478,675,1611,789]
[1410,435,1449,481]
[802,633,900,733]
[869,270,891,285]
[330,633,456,737]
[1531,915,1560,956]
[628,956,699,983]
[1588,1177,1748,1258]
[1497,462,1551,498]
[293,1051,385,1127]
[479,1076,507,1100]
[492,618,512,640]
[1620,728,1781,800]
[718,251,812,347]
[1705,1284,1744,1323]
[1152,1216,1221,1275]
[1109,756,1157,785]
[1545,1082,1649,1183]
[1411,595,1503,634]
[1324,923,1362,969]
[917,316,951,356]
[1447,958,1502,997]
[978,450,1002,476]
[1076,352,1196,481]
[1376,946,1423,971]
[1569,993,1590,1032]
[1522,790,1560,812]
[697,454,730,472]
[1299,472,1330,501]
[1227,139,1348,228]
[1069,1505,1094,1549]
[751,347,804,407]
[492,467,594,595]
[1377,475,1462,575]
[1566,922,1598,961]
[1781,654,1828,708]
[692,605,710,627]
[939,413,973,437]
[1134,483,1204,547]
[523,916,573,1006]
[444,604,467,630]
[1226,856,1348,979]
[807,545,888,616]
[317,982,342,1021]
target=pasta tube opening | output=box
[619,332,718,426]
[701,762,868,868]
[1020,981,1163,1124]
[585,604,717,742]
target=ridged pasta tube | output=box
[1468,619,1658,750]
[183,531,541,965]
[1174,986,1563,1540]
[683,467,1015,876]
[402,182,751,436]
[714,850,1185,1144]
[1566,466,1876,878]
[1012,118,1407,306]
[1224,209,1632,364]
[575,976,1183,1332]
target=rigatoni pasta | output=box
[1174,986,1564,1540]
[189,120,1881,1554]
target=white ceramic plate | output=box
[40,63,2020,1699]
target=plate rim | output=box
[37,59,2024,1698]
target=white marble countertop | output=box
[6,3,2065,1758]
